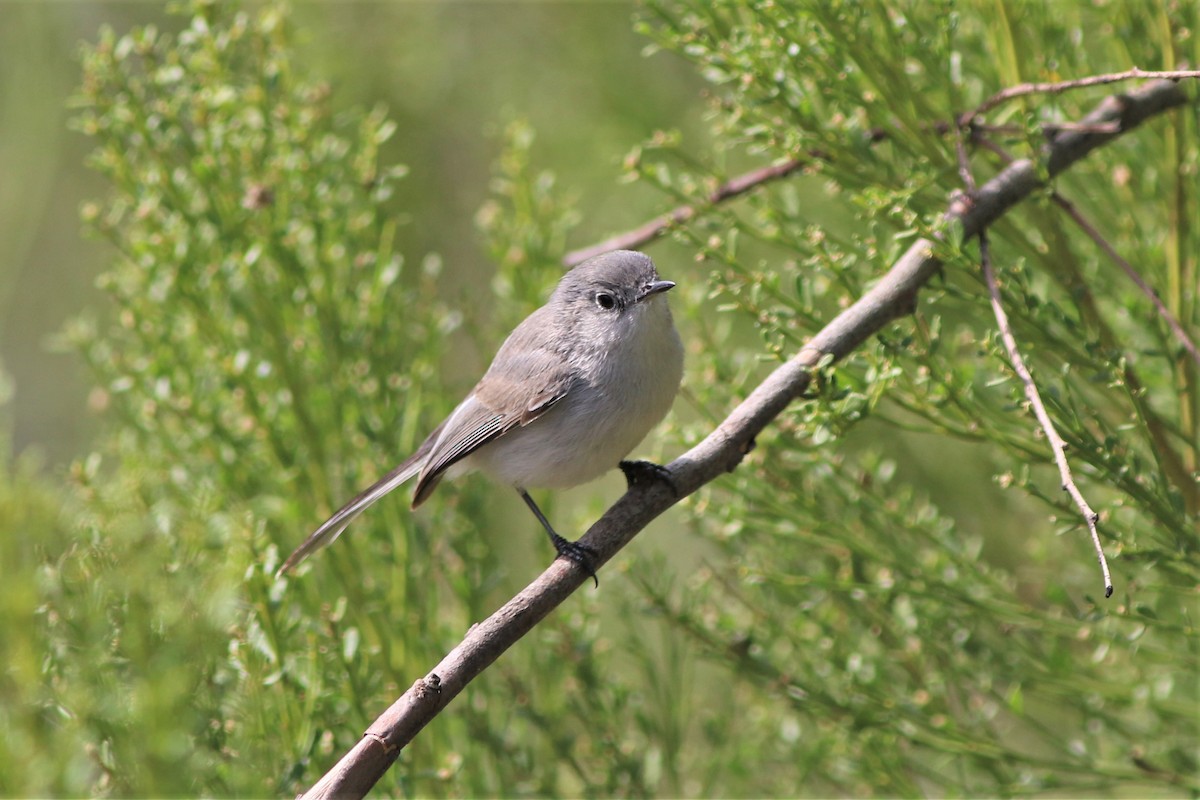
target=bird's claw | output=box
[619,459,680,497]
[551,533,599,588]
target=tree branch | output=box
[298,78,1189,799]
[973,133,1199,366]
[971,131,1199,506]
[978,228,1113,596]
[562,157,815,266]
[564,71,1199,269]
[956,115,1113,597]
[965,68,1200,120]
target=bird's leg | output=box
[618,459,680,497]
[519,489,598,587]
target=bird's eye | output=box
[595,292,617,310]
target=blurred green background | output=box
[0,1,706,469]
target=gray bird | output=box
[277,250,684,581]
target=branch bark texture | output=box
[299,79,1189,799]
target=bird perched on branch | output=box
[278,250,684,583]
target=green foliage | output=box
[30,3,708,797]
[53,2,484,795]
[7,0,1196,797]
[0,424,84,795]
[619,0,1198,795]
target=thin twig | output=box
[298,78,1186,799]
[958,116,1112,598]
[566,71,1200,268]
[1053,194,1199,366]
[974,134,1199,365]
[563,157,814,266]
[954,127,976,189]
[974,131,1200,506]
[972,131,1196,503]
[979,230,1113,597]
[966,68,1200,120]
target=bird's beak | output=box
[638,279,675,302]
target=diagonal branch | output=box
[972,133,1200,366]
[978,229,1112,596]
[565,70,1199,269]
[1052,192,1200,366]
[298,79,1189,799]
[965,68,1200,120]
[563,157,816,266]
[956,118,1112,597]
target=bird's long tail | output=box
[276,455,423,576]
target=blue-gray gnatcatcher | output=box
[277,250,684,581]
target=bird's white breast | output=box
[469,296,683,490]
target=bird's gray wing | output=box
[411,341,574,506]
[279,310,572,575]
[276,420,445,576]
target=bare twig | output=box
[979,229,1113,597]
[974,133,1199,365]
[563,157,814,266]
[972,131,1196,504]
[958,113,1112,598]
[966,68,1200,120]
[566,71,1199,268]
[953,127,976,189]
[298,79,1187,799]
[977,131,1199,507]
[1053,194,1199,366]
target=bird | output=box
[277,250,684,582]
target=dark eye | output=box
[595,292,617,310]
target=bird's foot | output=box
[619,459,679,497]
[551,533,599,588]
